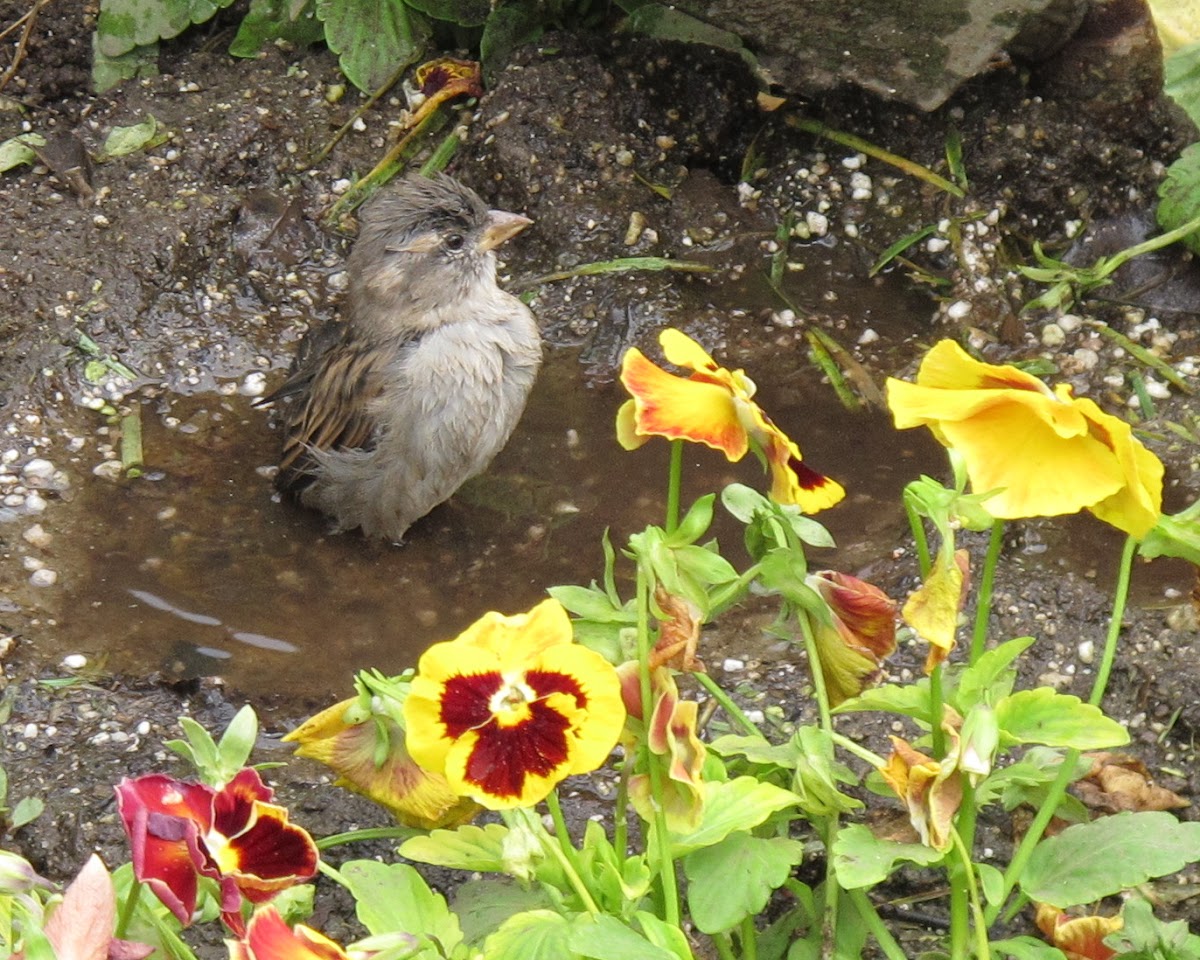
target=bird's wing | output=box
[274,335,396,491]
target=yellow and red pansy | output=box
[616,329,845,514]
[887,339,1163,537]
[808,570,897,706]
[404,599,626,809]
[116,768,318,935]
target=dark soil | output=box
[2,2,1200,957]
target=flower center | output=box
[488,675,536,727]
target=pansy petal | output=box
[903,547,970,672]
[810,571,896,705]
[1075,396,1165,538]
[616,399,650,450]
[234,905,351,960]
[759,426,845,513]
[911,338,1055,395]
[619,347,749,459]
[1036,903,1122,960]
[288,701,476,829]
[206,798,318,901]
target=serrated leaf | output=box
[994,688,1129,750]
[683,833,804,934]
[315,0,430,92]
[230,0,324,57]
[833,823,944,889]
[990,936,1068,959]
[483,910,573,960]
[341,860,463,948]
[668,777,799,857]
[96,0,238,58]
[404,0,489,26]
[399,822,510,872]
[1157,143,1200,256]
[451,878,556,945]
[1021,811,1200,907]
[834,679,932,722]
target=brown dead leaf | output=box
[1073,752,1189,813]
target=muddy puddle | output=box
[25,233,1192,699]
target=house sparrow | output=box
[267,173,542,542]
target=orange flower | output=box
[879,733,962,851]
[617,329,844,513]
[887,340,1162,537]
[228,906,359,960]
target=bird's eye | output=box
[444,233,466,252]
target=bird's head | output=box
[347,173,531,333]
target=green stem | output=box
[830,731,886,769]
[142,902,202,960]
[316,826,416,849]
[983,748,1079,926]
[637,573,681,925]
[666,439,683,534]
[1090,535,1136,708]
[797,609,839,958]
[713,932,738,960]
[545,789,588,897]
[317,859,351,889]
[950,826,991,960]
[905,496,931,576]
[115,876,141,939]
[848,888,908,960]
[970,521,1005,664]
[419,126,464,176]
[708,561,763,615]
[695,671,762,736]
[613,749,632,859]
[517,807,600,914]
[929,663,946,757]
[740,914,759,960]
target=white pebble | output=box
[137,720,151,736]
[22,723,37,739]
[62,654,88,670]
[946,300,972,319]
[93,461,123,481]
[1041,323,1066,347]
[1072,348,1099,370]
[240,371,267,397]
[1077,640,1094,664]
[29,568,57,587]
[22,458,54,479]
[1143,378,1171,399]
[722,658,746,671]
[24,494,47,514]
[926,237,950,253]
[805,211,828,237]
[858,328,879,345]
[22,556,43,571]
[841,154,864,169]
[22,524,50,548]
[1058,314,1083,333]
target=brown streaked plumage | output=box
[265,174,541,542]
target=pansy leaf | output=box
[0,133,46,172]
[832,823,944,889]
[633,912,694,960]
[315,0,430,93]
[548,584,635,624]
[671,494,715,546]
[994,688,1129,750]
[683,832,804,934]
[399,823,509,872]
[990,936,1070,959]
[1020,812,1200,907]
[757,549,820,612]
[483,910,572,960]
[834,679,933,723]
[1139,498,1200,565]
[667,777,799,857]
[568,914,682,960]
[954,636,1036,711]
[721,482,770,523]
[673,544,738,589]
[217,704,258,772]
[341,860,463,948]
[708,733,797,770]
[451,878,556,946]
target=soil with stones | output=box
[2,2,1200,956]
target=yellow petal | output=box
[1074,396,1164,537]
[758,425,845,513]
[903,547,969,672]
[619,347,749,459]
[616,399,650,450]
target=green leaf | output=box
[990,937,1068,959]
[668,777,799,857]
[217,704,257,772]
[91,36,159,92]
[11,796,44,829]
[96,0,238,58]
[342,860,463,948]
[0,133,46,172]
[671,494,714,545]
[684,833,804,934]
[1140,498,1200,566]
[832,823,943,889]
[483,910,574,960]
[100,115,165,158]
[977,862,1004,906]
[834,679,932,723]
[479,2,545,84]
[994,688,1129,750]
[549,584,634,624]
[1105,897,1200,960]
[405,0,489,27]
[230,0,324,56]
[1157,143,1200,256]
[315,0,430,92]
[399,823,510,872]
[568,914,681,960]
[1165,40,1200,129]
[1020,811,1200,907]
[633,912,694,960]
[451,878,556,946]
[954,636,1035,711]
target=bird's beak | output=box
[478,210,533,252]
